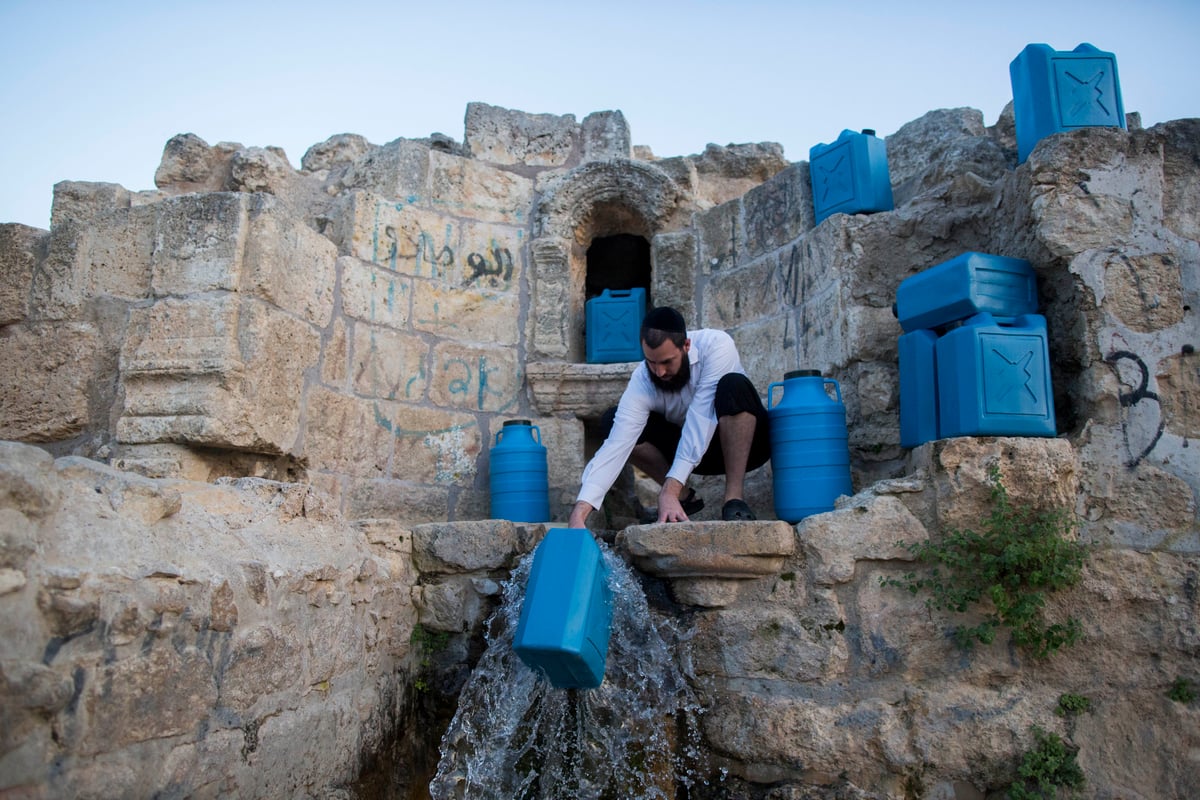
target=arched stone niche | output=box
[529,159,683,364]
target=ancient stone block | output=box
[696,197,742,274]
[529,237,573,359]
[703,256,781,330]
[301,386,395,477]
[153,133,239,194]
[411,282,519,346]
[0,224,47,325]
[321,316,349,387]
[0,322,97,442]
[343,477,452,527]
[428,341,518,412]
[151,193,250,295]
[464,102,578,167]
[1158,349,1200,440]
[49,181,133,231]
[411,519,543,574]
[581,110,631,161]
[119,297,319,454]
[456,219,524,291]
[341,137,431,202]
[339,256,413,331]
[242,197,336,326]
[650,230,697,322]
[743,164,813,259]
[798,494,923,586]
[352,323,429,402]
[429,149,535,226]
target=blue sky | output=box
[2,0,1197,230]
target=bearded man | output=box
[567,306,772,526]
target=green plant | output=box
[1054,693,1091,717]
[1167,677,1196,704]
[1007,726,1084,800]
[882,466,1087,659]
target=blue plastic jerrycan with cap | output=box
[895,252,1040,333]
[809,128,895,225]
[935,313,1057,438]
[489,420,551,523]
[1010,42,1126,163]
[586,287,647,363]
[767,370,854,523]
[513,528,613,689]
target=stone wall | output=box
[1,99,1197,798]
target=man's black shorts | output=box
[600,373,771,475]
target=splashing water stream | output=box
[429,542,706,799]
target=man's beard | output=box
[648,356,690,393]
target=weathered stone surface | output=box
[885,108,1009,206]
[301,133,372,174]
[0,224,46,324]
[464,102,578,167]
[619,521,795,577]
[0,322,98,442]
[352,323,429,402]
[153,133,240,194]
[118,297,320,454]
[428,149,534,226]
[799,494,923,586]
[581,110,631,161]
[411,519,543,574]
[0,442,417,799]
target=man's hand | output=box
[656,478,689,523]
[568,501,594,529]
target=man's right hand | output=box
[568,501,594,529]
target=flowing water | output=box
[429,542,706,800]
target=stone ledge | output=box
[525,360,636,417]
[617,520,796,578]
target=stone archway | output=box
[528,159,682,362]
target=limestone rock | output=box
[464,102,578,166]
[154,133,241,194]
[619,520,795,578]
[0,224,47,324]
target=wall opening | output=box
[585,233,652,303]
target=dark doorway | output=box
[585,234,651,303]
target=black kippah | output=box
[642,306,686,334]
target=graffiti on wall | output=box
[1106,348,1165,468]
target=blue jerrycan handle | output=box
[494,423,542,446]
[767,378,843,409]
[767,381,783,410]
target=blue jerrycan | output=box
[767,370,853,523]
[513,528,613,689]
[489,420,551,523]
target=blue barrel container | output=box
[767,370,854,523]
[935,313,1057,438]
[809,129,895,225]
[513,528,613,689]
[1010,42,1126,163]
[898,328,940,448]
[489,420,551,523]
[586,288,647,363]
[895,252,1039,333]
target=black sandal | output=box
[721,499,756,521]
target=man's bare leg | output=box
[718,411,756,504]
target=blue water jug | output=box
[513,528,613,689]
[895,252,1039,333]
[898,328,939,448]
[586,288,647,363]
[809,129,895,225]
[490,420,551,522]
[1010,42,1126,163]
[767,370,854,523]
[935,313,1057,438]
